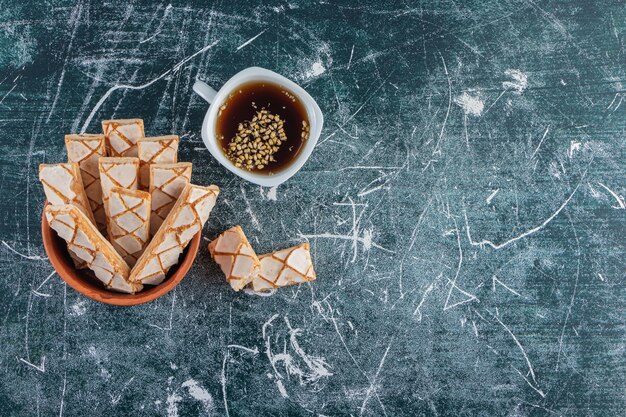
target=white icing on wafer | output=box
[65,134,107,234]
[149,162,192,236]
[45,204,141,293]
[137,135,179,189]
[208,226,260,291]
[130,183,219,285]
[101,119,144,157]
[253,244,316,292]
[98,157,139,238]
[108,187,151,267]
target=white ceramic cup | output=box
[193,67,323,187]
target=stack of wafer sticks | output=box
[40,119,219,293]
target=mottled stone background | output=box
[0,1,624,415]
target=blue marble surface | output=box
[0,1,624,415]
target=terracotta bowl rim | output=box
[41,204,200,306]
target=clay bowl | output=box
[41,205,200,306]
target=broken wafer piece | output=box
[108,187,151,267]
[130,183,219,285]
[39,163,96,225]
[138,135,179,189]
[98,157,139,235]
[149,162,192,236]
[252,243,316,292]
[45,204,142,293]
[208,226,260,292]
[101,119,144,157]
[65,134,107,234]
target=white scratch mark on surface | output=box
[531,126,550,159]
[465,182,581,250]
[305,61,326,79]
[274,377,289,398]
[513,366,546,398]
[413,280,436,320]
[182,379,214,413]
[301,197,392,263]
[444,227,478,311]
[328,309,388,416]
[492,276,522,297]
[486,189,499,204]
[597,182,625,209]
[266,186,278,201]
[139,4,172,44]
[166,390,182,417]
[297,231,393,256]
[359,338,393,416]
[58,371,67,417]
[488,310,544,397]
[556,253,580,371]
[339,165,402,171]
[80,39,220,132]
[0,84,17,106]
[241,187,261,230]
[31,289,51,298]
[568,141,582,159]
[502,69,528,94]
[347,44,355,69]
[236,29,268,50]
[19,356,46,372]
[357,183,388,197]
[148,290,176,331]
[263,315,333,399]
[320,300,387,417]
[607,93,623,113]
[221,353,231,416]
[69,300,86,317]
[47,3,83,122]
[284,316,333,382]
[33,271,55,296]
[482,89,507,115]
[433,54,452,156]
[472,320,479,337]
[454,92,484,116]
[263,314,289,398]
[399,200,431,294]
[2,241,47,260]
[109,376,134,405]
[227,344,259,355]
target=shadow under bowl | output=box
[41,205,200,306]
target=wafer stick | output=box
[208,226,260,291]
[45,204,142,293]
[108,187,151,267]
[101,119,144,157]
[98,157,139,236]
[65,134,107,234]
[149,162,192,236]
[39,162,95,269]
[137,135,179,189]
[252,243,316,292]
[39,163,95,225]
[130,183,219,285]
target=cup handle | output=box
[193,80,218,104]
